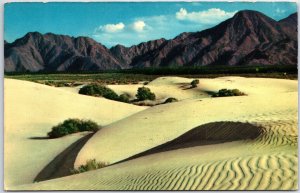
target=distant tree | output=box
[136,87,156,101]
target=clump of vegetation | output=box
[47,119,99,138]
[212,89,245,97]
[78,84,133,103]
[118,93,130,103]
[79,84,119,101]
[143,81,149,85]
[136,87,156,101]
[190,79,200,88]
[44,81,74,87]
[163,97,178,104]
[70,159,109,174]
[132,100,158,106]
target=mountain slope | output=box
[4,10,298,72]
[4,32,122,72]
[278,13,298,40]
[124,10,297,67]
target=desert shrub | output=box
[136,87,156,101]
[190,79,200,88]
[79,84,119,101]
[47,119,99,138]
[118,93,130,103]
[164,97,178,104]
[212,89,245,97]
[132,100,158,106]
[44,80,56,86]
[78,120,99,132]
[71,159,109,174]
[44,81,73,87]
[143,81,149,85]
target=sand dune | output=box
[59,76,296,101]
[5,76,298,190]
[4,78,146,188]
[75,77,297,165]
[117,121,263,162]
[13,127,297,190]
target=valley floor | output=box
[4,76,298,190]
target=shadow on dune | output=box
[179,84,194,90]
[116,121,263,164]
[34,133,94,182]
[29,136,49,140]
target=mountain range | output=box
[4,10,298,72]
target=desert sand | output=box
[5,76,298,190]
[4,78,146,188]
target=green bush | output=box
[70,159,109,174]
[163,97,178,104]
[190,79,200,88]
[79,84,119,101]
[212,89,245,97]
[47,119,99,138]
[44,81,73,87]
[136,87,156,101]
[118,93,130,103]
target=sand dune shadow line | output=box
[116,121,263,164]
[29,136,49,140]
[34,133,94,182]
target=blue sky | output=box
[4,2,297,47]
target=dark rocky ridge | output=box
[5,32,122,72]
[4,10,298,72]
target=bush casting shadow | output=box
[136,87,156,101]
[212,89,245,97]
[48,119,99,138]
[190,79,199,88]
[163,97,178,104]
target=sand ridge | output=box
[12,109,298,190]
[75,91,297,165]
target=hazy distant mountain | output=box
[4,10,297,72]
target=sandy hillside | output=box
[75,77,297,165]
[4,78,146,188]
[13,146,298,190]
[5,76,298,190]
[13,116,297,190]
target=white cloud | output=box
[96,22,125,33]
[275,8,286,14]
[176,8,237,24]
[176,8,188,19]
[132,20,146,32]
[92,8,238,47]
